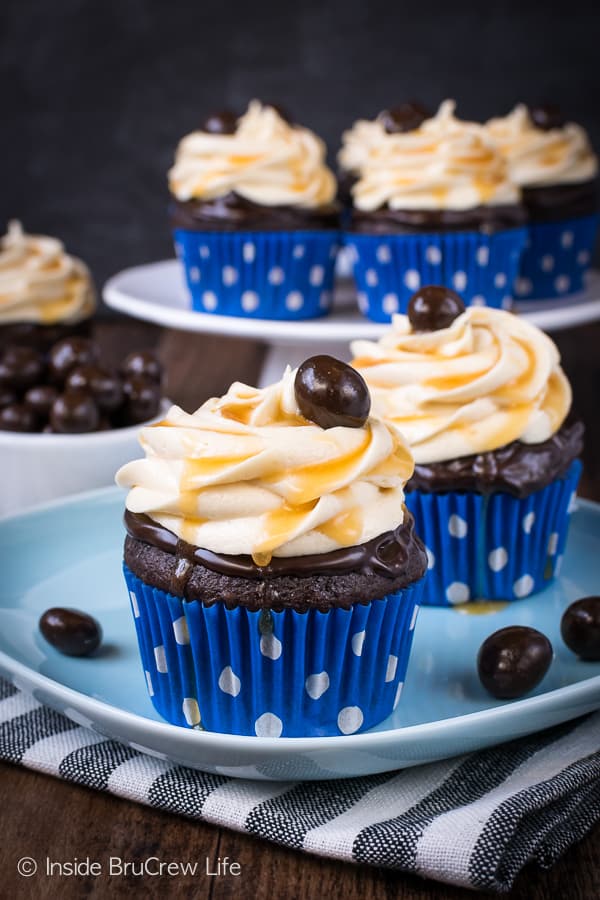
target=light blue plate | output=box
[1,487,599,781]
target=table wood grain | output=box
[1,318,599,900]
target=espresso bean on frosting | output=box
[294,355,371,429]
[407,285,466,332]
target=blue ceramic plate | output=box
[1,487,599,781]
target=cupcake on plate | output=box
[0,221,96,350]
[485,105,598,300]
[352,285,583,606]
[116,356,426,736]
[340,100,527,321]
[168,101,340,320]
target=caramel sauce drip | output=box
[254,499,319,557]
[318,508,363,546]
[455,601,509,615]
[182,455,250,485]
[264,430,372,505]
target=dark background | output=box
[2,0,600,295]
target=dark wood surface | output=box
[1,318,599,900]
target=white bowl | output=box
[0,400,169,516]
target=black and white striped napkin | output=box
[1,677,599,893]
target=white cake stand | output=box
[104,259,600,386]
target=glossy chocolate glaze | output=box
[522,180,598,223]
[407,420,583,498]
[170,193,340,232]
[125,508,425,582]
[350,203,526,234]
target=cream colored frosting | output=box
[116,367,415,561]
[345,100,520,212]
[168,100,336,208]
[0,221,95,326]
[485,105,598,188]
[351,307,571,464]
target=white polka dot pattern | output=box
[446,582,470,605]
[260,633,282,660]
[182,698,201,726]
[153,645,168,674]
[337,706,364,735]
[404,269,420,291]
[218,666,241,697]
[488,547,508,573]
[255,712,283,738]
[513,574,534,598]
[305,672,330,700]
[351,631,366,656]
[385,655,398,683]
[426,245,442,265]
[172,616,190,645]
[448,515,468,538]
[522,512,535,534]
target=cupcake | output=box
[168,101,340,320]
[485,105,598,300]
[351,286,583,606]
[0,221,96,350]
[340,101,527,321]
[116,356,426,736]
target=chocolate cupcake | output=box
[0,221,95,350]
[352,286,582,606]
[168,101,341,320]
[116,358,426,736]
[486,105,598,300]
[340,101,527,320]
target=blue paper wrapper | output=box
[513,214,598,301]
[344,227,527,322]
[404,461,581,606]
[173,228,341,320]
[123,566,425,737]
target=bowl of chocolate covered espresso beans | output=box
[0,336,167,515]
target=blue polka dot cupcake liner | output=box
[513,214,598,301]
[173,229,341,320]
[404,460,581,606]
[344,227,527,322]
[123,565,424,737]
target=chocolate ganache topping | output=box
[408,419,584,498]
[124,508,424,583]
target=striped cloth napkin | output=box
[1,677,599,893]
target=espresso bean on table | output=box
[294,355,371,429]
[39,607,103,657]
[561,596,600,661]
[477,626,553,700]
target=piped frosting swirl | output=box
[351,307,571,464]
[116,368,415,560]
[485,105,598,188]
[343,100,521,212]
[168,100,336,208]
[0,221,95,326]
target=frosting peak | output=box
[168,100,337,208]
[0,221,95,326]
[351,307,571,464]
[341,100,521,212]
[116,368,415,560]
[485,105,598,188]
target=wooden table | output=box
[2,319,599,900]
